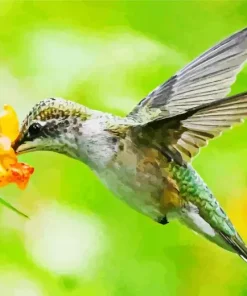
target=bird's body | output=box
[14,27,247,261]
[74,113,240,253]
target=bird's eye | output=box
[28,122,42,135]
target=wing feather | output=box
[128,28,247,122]
[134,92,247,163]
[176,92,247,161]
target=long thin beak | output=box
[15,144,37,154]
[11,135,22,153]
[12,137,36,155]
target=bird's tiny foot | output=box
[158,216,169,225]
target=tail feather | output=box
[219,232,247,262]
[178,206,247,262]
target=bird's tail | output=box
[178,209,247,262]
[219,232,247,262]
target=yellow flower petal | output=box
[0,105,19,141]
[0,136,12,154]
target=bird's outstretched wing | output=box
[121,28,247,164]
[132,92,247,164]
[128,28,247,123]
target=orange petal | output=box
[0,137,17,169]
[9,163,34,190]
[0,176,11,188]
[0,165,10,187]
[0,163,6,176]
[0,105,19,141]
[1,154,17,168]
[0,163,34,189]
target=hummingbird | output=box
[13,28,247,261]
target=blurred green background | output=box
[0,1,247,295]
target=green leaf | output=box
[0,197,29,219]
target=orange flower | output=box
[0,105,34,189]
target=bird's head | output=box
[12,98,92,159]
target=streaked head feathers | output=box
[13,97,92,156]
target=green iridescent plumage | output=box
[170,164,235,236]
